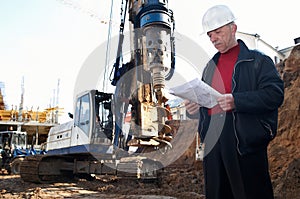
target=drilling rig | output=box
[111,0,175,152]
[20,0,196,183]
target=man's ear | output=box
[231,23,237,33]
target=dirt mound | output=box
[269,44,300,199]
[284,45,300,73]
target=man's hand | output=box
[184,100,200,115]
[217,94,235,111]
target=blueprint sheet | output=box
[169,78,222,108]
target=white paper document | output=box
[169,78,222,108]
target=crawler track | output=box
[20,155,74,183]
[20,155,44,183]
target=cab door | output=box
[71,92,91,146]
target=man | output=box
[1,141,11,170]
[185,5,284,199]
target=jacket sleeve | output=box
[233,55,284,113]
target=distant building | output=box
[170,102,187,120]
[237,31,285,64]
[168,98,187,120]
[0,82,6,110]
[279,37,300,58]
[237,32,300,63]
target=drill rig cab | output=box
[20,89,168,183]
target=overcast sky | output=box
[0,0,298,122]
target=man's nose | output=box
[210,34,217,43]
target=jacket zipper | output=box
[232,58,253,155]
[199,108,205,141]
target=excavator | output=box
[20,0,198,183]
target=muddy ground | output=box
[0,162,205,199]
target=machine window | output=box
[75,94,90,136]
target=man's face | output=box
[207,23,237,53]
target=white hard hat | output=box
[202,5,236,33]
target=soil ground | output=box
[0,163,205,199]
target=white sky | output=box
[0,0,298,123]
